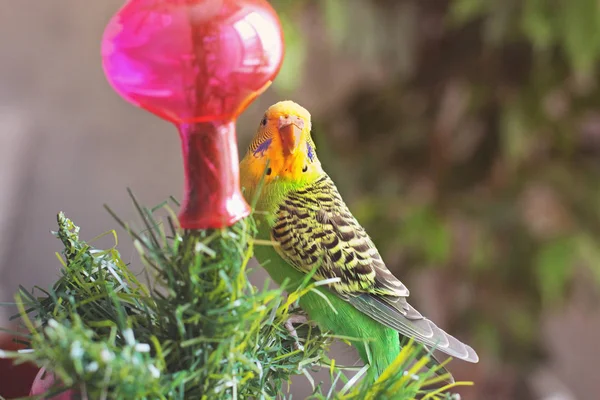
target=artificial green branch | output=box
[1,199,470,399]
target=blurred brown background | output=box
[2,1,600,399]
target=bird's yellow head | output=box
[242,100,323,186]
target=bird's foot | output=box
[284,314,309,351]
[287,314,308,325]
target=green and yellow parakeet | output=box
[239,100,479,381]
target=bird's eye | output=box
[302,165,308,173]
[261,116,267,126]
[266,167,272,176]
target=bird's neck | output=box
[257,178,316,217]
[240,155,324,226]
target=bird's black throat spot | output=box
[266,167,272,176]
[302,165,308,172]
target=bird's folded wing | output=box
[271,175,478,363]
[271,175,410,298]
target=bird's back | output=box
[259,174,479,363]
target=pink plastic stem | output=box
[177,121,250,229]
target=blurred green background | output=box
[267,0,600,398]
[1,0,600,399]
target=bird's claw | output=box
[284,314,309,351]
[287,314,309,325]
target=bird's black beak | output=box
[278,115,304,155]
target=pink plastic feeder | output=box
[101,0,284,229]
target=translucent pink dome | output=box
[102,0,284,123]
[101,0,284,229]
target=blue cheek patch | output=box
[253,138,272,157]
[307,142,315,162]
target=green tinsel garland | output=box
[1,194,470,399]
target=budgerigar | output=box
[239,100,479,381]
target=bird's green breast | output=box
[250,186,400,379]
[253,235,399,378]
